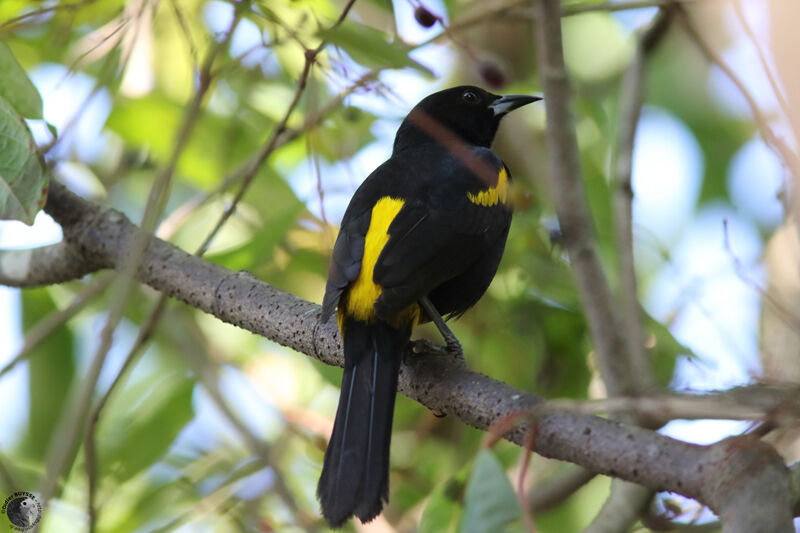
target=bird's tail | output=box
[317,318,408,528]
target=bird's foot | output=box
[409,338,464,360]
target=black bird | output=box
[317,86,540,527]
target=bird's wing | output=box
[320,158,400,322]
[372,152,512,317]
[320,207,370,322]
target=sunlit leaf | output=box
[99,373,195,482]
[322,19,434,75]
[20,288,76,466]
[0,42,43,119]
[0,95,48,224]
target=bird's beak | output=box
[489,94,542,116]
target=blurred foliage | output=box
[0,43,47,224]
[0,0,774,531]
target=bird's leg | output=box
[416,297,463,358]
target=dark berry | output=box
[414,6,438,28]
[479,62,506,89]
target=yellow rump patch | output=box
[339,197,420,330]
[467,166,509,206]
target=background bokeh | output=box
[0,0,796,531]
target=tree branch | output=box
[533,0,635,398]
[529,466,596,511]
[30,180,796,530]
[530,0,791,529]
[0,240,101,287]
[612,7,675,396]
[594,10,676,529]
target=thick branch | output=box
[0,240,100,287]
[36,180,795,530]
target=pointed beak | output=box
[488,94,542,116]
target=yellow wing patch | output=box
[467,166,509,206]
[339,197,420,329]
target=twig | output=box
[677,6,800,183]
[534,0,635,397]
[38,11,242,520]
[0,241,101,288]
[529,466,596,512]
[722,220,800,332]
[612,7,674,398]
[195,0,358,256]
[82,34,376,530]
[790,461,800,516]
[154,68,379,239]
[167,0,199,69]
[42,5,135,156]
[518,427,539,533]
[185,354,315,528]
[583,479,653,533]
[84,295,168,533]
[147,459,265,533]
[0,0,97,32]
[0,454,19,492]
[730,0,790,123]
[83,76,378,531]
[533,392,795,423]
[411,0,695,51]
[0,272,115,380]
[562,0,694,16]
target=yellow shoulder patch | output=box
[467,166,509,206]
[339,197,418,327]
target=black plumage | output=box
[317,86,540,528]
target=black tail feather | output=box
[317,319,408,528]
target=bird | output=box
[317,85,540,528]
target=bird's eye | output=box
[462,90,479,105]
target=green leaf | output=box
[420,478,463,533]
[20,289,77,465]
[107,95,262,188]
[460,449,521,533]
[646,313,694,387]
[99,373,195,483]
[0,95,48,224]
[0,42,43,119]
[309,106,377,162]
[322,20,434,75]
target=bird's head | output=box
[394,86,541,152]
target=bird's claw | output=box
[409,339,464,360]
